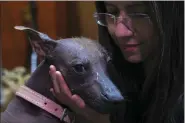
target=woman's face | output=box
[104,1,158,63]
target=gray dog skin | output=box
[1,26,125,123]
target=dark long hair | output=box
[95,1,184,123]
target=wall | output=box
[1,1,98,69]
[67,1,98,40]
[1,1,67,69]
[1,2,29,69]
[75,1,98,40]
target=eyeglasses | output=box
[93,12,151,28]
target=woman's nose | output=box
[115,21,134,38]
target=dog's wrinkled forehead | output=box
[53,37,107,63]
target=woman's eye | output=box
[72,64,86,74]
[107,10,119,16]
[106,6,120,16]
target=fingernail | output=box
[50,65,54,69]
[56,71,61,75]
[56,71,65,81]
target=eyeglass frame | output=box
[93,12,151,27]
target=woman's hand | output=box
[49,65,110,123]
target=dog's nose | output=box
[101,89,124,103]
[95,71,125,103]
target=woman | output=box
[49,1,183,123]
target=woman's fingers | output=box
[49,65,60,93]
[56,71,72,97]
[71,94,85,109]
[71,94,99,120]
[49,65,89,117]
[49,65,73,104]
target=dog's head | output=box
[15,26,125,114]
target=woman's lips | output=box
[122,44,142,52]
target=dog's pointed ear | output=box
[14,26,57,57]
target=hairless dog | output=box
[1,26,126,123]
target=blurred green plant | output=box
[1,66,30,111]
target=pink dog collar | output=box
[15,85,70,122]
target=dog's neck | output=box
[2,60,64,123]
[25,60,54,101]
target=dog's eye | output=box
[72,64,86,74]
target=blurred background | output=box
[0,1,98,111]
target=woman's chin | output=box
[124,55,143,63]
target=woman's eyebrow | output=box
[104,2,117,9]
[105,2,145,10]
[125,3,145,10]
